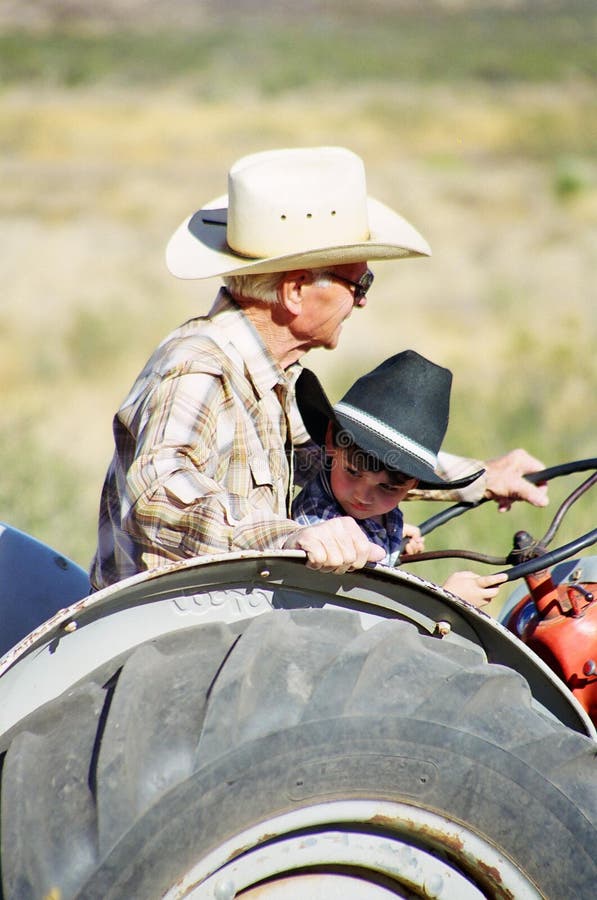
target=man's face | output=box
[297,263,371,351]
[327,446,418,520]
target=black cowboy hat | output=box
[296,350,484,490]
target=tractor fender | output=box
[1,551,594,740]
[1,551,596,899]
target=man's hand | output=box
[283,518,384,573]
[484,448,549,512]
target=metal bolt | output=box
[259,568,271,578]
[424,873,445,897]
[214,878,236,899]
[434,620,451,637]
[582,659,597,677]
[63,621,77,633]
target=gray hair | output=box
[223,268,332,305]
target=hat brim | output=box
[296,368,483,491]
[166,194,431,280]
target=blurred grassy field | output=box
[1,3,596,616]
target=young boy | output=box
[292,350,507,608]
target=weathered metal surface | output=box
[162,800,542,899]
[1,551,594,740]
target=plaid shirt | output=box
[90,290,316,589]
[90,290,487,589]
[292,462,405,566]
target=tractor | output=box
[0,459,595,898]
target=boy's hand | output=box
[283,518,384,573]
[402,523,425,555]
[443,571,507,608]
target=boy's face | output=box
[325,430,418,520]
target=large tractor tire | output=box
[2,607,596,899]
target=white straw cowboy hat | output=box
[166,146,431,279]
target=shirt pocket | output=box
[249,452,273,487]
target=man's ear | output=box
[280,269,310,316]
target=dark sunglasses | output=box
[326,269,375,302]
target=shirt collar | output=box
[208,289,300,400]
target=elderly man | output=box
[90,146,546,590]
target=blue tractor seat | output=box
[0,522,91,658]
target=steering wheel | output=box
[399,458,597,581]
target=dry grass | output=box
[1,75,595,621]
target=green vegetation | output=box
[0,2,595,92]
[1,4,595,620]
[0,422,94,563]
[554,155,593,198]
